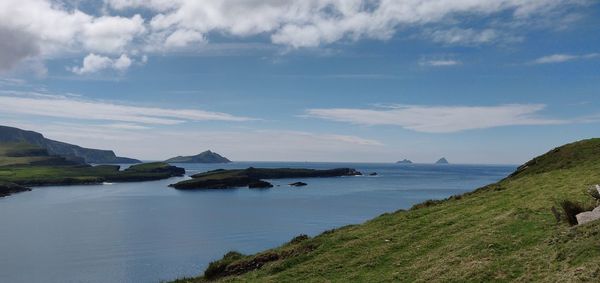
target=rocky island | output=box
[165,150,231,163]
[436,157,449,164]
[170,167,362,190]
[396,159,413,164]
[0,142,184,197]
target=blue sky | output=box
[0,0,599,163]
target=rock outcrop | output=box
[0,182,31,197]
[576,206,600,225]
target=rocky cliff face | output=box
[0,125,140,164]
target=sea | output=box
[0,162,515,283]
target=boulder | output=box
[289,182,307,187]
[369,172,378,176]
[576,206,600,225]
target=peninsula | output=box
[165,150,231,163]
[0,142,184,197]
[170,167,362,190]
[0,125,140,164]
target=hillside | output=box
[0,143,184,197]
[0,125,140,164]
[0,142,83,167]
[174,138,600,282]
[165,150,231,163]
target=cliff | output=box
[0,125,140,164]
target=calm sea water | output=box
[0,162,515,283]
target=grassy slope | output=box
[0,143,72,167]
[176,138,600,282]
[0,143,184,188]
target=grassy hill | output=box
[174,138,600,282]
[0,143,185,197]
[0,125,141,163]
[0,142,82,167]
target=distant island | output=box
[0,142,184,197]
[165,150,231,163]
[436,157,449,164]
[396,159,413,164]
[0,125,140,164]
[170,167,362,190]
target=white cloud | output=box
[71,53,133,74]
[82,15,146,53]
[428,28,499,45]
[533,53,599,64]
[306,104,567,133]
[0,0,589,73]
[164,29,205,49]
[420,59,461,67]
[0,92,254,124]
[113,54,133,71]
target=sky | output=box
[0,0,599,164]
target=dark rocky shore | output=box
[170,167,362,190]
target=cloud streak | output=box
[420,59,461,67]
[3,121,383,161]
[306,104,567,133]
[533,53,599,64]
[0,92,254,125]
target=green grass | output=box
[0,142,73,167]
[173,138,600,282]
[0,143,184,191]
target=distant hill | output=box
[0,143,184,197]
[0,142,83,167]
[436,157,449,164]
[396,159,413,164]
[0,125,140,164]
[165,150,231,163]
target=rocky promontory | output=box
[0,143,185,197]
[0,182,31,198]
